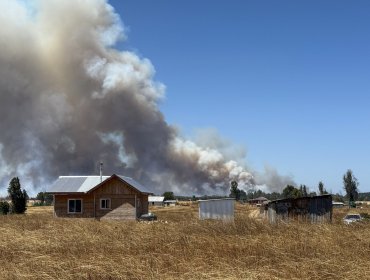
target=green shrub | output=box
[0,201,10,215]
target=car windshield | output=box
[345,215,361,219]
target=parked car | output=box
[343,213,363,224]
[139,212,157,221]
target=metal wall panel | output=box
[199,199,235,220]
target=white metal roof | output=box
[198,198,235,202]
[148,196,165,202]
[48,174,152,194]
[118,175,152,194]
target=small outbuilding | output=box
[266,195,332,224]
[248,196,268,205]
[199,198,235,220]
[164,200,177,207]
[47,174,152,220]
[355,201,370,206]
[148,196,165,206]
[332,201,344,208]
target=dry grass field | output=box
[0,204,369,280]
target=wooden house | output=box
[47,174,152,220]
[266,194,333,224]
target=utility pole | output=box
[100,162,103,182]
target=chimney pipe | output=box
[100,162,103,182]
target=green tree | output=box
[163,191,175,201]
[299,185,303,197]
[282,185,300,198]
[318,181,324,195]
[318,181,328,195]
[0,201,10,215]
[36,192,53,206]
[332,193,345,203]
[357,192,369,201]
[239,189,247,200]
[309,191,317,197]
[298,184,308,197]
[229,181,240,200]
[343,169,359,204]
[268,192,282,200]
[8,177,28,214]
[302,185,308,197]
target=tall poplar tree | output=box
[8,177,28,214]
[343,170,359,204]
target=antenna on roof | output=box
[100,162,103,182]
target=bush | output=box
[0,201,10,215]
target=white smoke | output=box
[0,0,292,196]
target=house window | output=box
[100,198,111,209]
[68,199,82,213]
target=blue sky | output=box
[109,0,370,194]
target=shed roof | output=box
[47,174,152,194]
[248,197,268,201]
[332,201,344,205]
[164,200,177,203]
[267,194,332,205]
[198,198,235,202]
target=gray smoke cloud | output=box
[0,0,293,195]
[253,165,296,193]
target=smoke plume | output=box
[0,0,292,195]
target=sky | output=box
[109,0,370,194]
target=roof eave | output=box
[141,192,154,195]
[46,192,86,195]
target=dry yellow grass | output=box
[0,204,369,280]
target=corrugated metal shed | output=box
[199,198,235,220]
[266,195,332,224]
[48,174,152,194]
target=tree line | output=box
[0,169,364,214]
[229,169,362,203]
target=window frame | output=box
[67,198,83,214]
[100,198,111,210]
